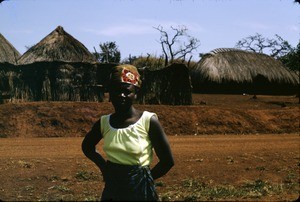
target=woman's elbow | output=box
[81,139,91,157]
[164,158,175,170]
[168,159,175,169]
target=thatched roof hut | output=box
[1,26,103,102]
[18,26,97,65]
[191,48,299,95]
[0,33,21,64]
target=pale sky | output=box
[1,0,299,61]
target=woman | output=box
[82,64,174,201]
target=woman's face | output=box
[109,83,137,111]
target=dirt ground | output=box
[0,94,299,201]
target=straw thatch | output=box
[18,26,97,65]
[0,33,21,64]
[191,48,299,94]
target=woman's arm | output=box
[81,120,106,173]
[149,115,174,180]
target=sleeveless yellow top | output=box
[100,111,156,166]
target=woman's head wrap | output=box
[109,64,142,88]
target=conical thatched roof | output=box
[192,48,299,85]
[0,33,21,64]
[18,26,97,65]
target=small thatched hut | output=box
[191,48,299,95]
[2,26,103,102]
[0,33,21,64]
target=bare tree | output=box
[235,33,293,58]
[154,25,200,66]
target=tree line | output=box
[93,25,299,72]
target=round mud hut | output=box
[15,26,102,102]
[191,48,299,95]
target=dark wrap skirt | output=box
[101,161,158,201]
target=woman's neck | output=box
[114,106,137,118]
[110,107,143,128]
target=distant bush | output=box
[132,56,164,70]
[0,133,7,138]
[130,55,198,70]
